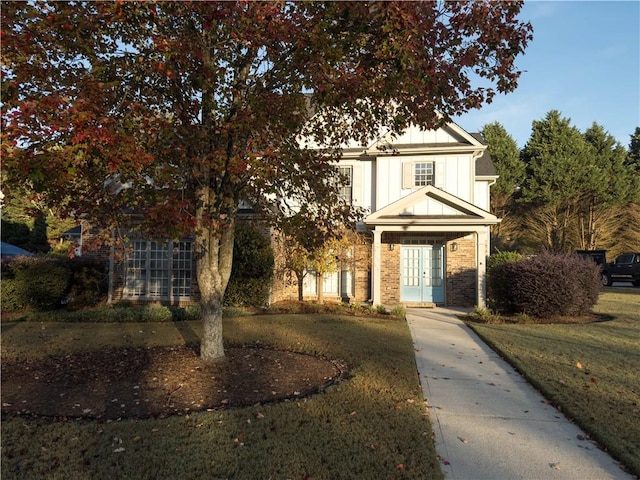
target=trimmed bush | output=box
[2,257,70,311]
[1,256,108,312]
[64,258,109,309]
[492,253,601,317]
[1,278,25,312]
[486,250,523,312]
[224,222,274,307]
[24,304,203,323]
[225,277,272,307]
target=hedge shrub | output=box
[486,250,523,313]
[224,222,274,307]
[64,258,109,310]
[490,253,601,317]
[1,256,107,312]
[24,304,203,323]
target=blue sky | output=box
[455,1,640,149]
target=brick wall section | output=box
[379,233,477,307]
[270,230,371,304]
[380,246,400,305]
[445,236,476,307]
[83,219,477,307]
[353,242,371,302]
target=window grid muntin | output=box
[432,247,443,287]
[147,241,170,298]
[338,166,353,203]
[124,239,192,300]
[414,162,434,186]
[402,248,421,287]
[172,241,192,297]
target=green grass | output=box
[468,288,640,477]
[1,314,443,480]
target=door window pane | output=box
[403,248,421,287]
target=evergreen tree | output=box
[520,111,594,252]
[627,127,640,172]
[481,122,524,250]
[580,123,635,250]
[28,213,51,254]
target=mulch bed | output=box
[1,346,346,420]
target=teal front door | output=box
[401,245,444,303]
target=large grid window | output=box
[414,162,435,186]
[124,239,192,300]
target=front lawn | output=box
[1,313,442,480]
[468,288,640,477]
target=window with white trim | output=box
[338,166,352,203]
[402,161,436,188]
[124,239,192,300]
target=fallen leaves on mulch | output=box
[1,346,345,420]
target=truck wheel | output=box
[601,273,612,287]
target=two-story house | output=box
[273,119,499,308]
[81,118,499,308]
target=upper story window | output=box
[338,166,352,203]
[403,161,435,188]
[414,162,435,186]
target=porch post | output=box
[476,228,490,308]
[372,228,382,305]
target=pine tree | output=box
[481,122,524,250]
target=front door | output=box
[401,245,444,303]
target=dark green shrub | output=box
[65,258,109,309]
[1,278,25,312]
[25,303,203,323]
[1,256,107,312]
[12,257,71,310]
[487,250,523,312]
[224,222,274,307]
[495,253,600,317]
[225,278,272,307]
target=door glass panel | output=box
[432,247,443,286]
[424,250,431,286]
[403,248,421,286]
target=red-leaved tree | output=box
[1,1,532,361]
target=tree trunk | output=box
[296,270,304,301]
[200,300,225,362]
[317,273,324,304]
[195,199,235,362]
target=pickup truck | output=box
[601,252,640,287]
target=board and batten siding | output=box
[473,180,491,212]
[373,154,475,213]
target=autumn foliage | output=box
[2,1,532,359]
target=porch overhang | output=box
[364,186,499,309]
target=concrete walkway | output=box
[407,307,633,480]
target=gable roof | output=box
[364,185,500,227]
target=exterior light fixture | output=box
[451,242,458,252]
[389,243,395,251]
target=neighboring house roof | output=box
[0,242,34,258]
[62,225,82,238]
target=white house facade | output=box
[82,118,499,308]
[274,119,500,308]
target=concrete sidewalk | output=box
[407,307,633,480]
